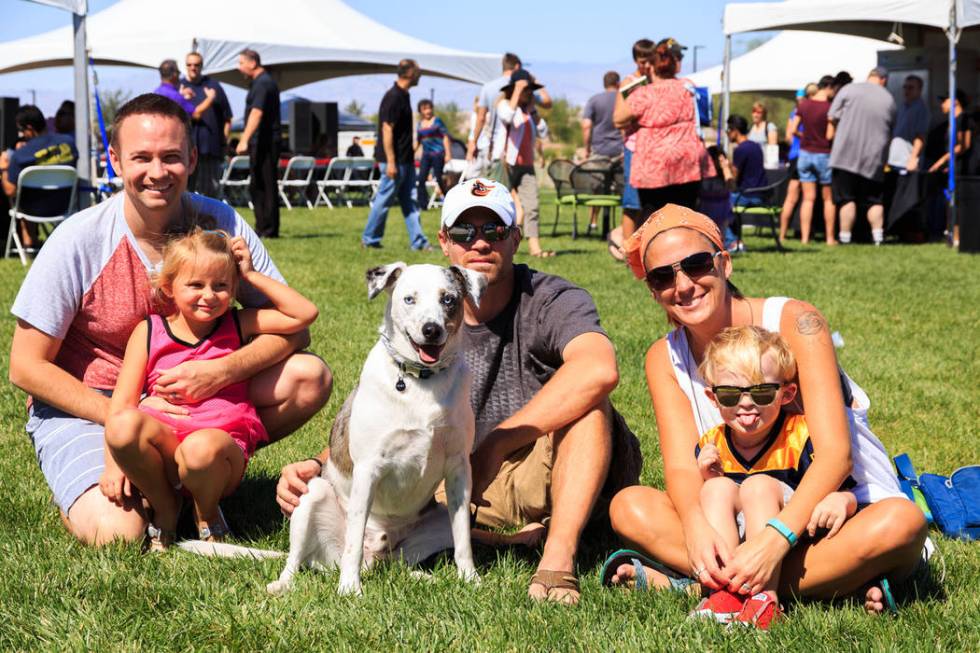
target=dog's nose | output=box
[421,322,443,342]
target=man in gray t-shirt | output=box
[829,67,896,244]
[465,52,522,178]
[582,72,625,159]
[581,72,625,231]
[439,178,640,605]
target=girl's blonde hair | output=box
[699,325,796,386]
[152,228,238,305]
[751,102,768,120]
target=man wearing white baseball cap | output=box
[438,178,641,605]
[276,178,640,605]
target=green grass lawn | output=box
[1,199,978,651]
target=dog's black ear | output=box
[449,265,488,309]
[366,262,407,300]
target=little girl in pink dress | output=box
[104,229,318,551]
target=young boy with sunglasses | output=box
[691,325,857,629]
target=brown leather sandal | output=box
[528,569,580,606]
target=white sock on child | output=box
[839,231,852,244]
[872,228,884,245]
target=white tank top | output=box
[665,296,903,503]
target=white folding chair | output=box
[314,158,352,209]
[425,180,443,210]
[4,165,77,266]
[344,157,380,207]
[278,155,316,210]
[219,155,253,209]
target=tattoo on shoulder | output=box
[795,310,827,336]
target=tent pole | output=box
[947,0,960,246]
[722,34,731,153]
[73,11,92,209]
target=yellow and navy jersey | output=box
[695,412,855,490]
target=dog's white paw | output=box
[266,579,292,595]
[337,576,363,597]
[410,570,434,582]
[458,566,481,585]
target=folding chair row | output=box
[278,155,317,210]
[219,155,253,209]
[315,157,379,209]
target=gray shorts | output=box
[25,392,111,514]
[735,479,795,540]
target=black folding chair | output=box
[732,170,790,252]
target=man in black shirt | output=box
[237,48,281,238]
[183,51,233,198]
[361,59,430,250]
[345,136,364,157]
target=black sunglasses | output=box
[645,251,721,291]
[446,222,513,244]
[711,383,782,408]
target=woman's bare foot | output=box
[864,584,887,615]
[609,561,699,594]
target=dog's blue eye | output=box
[403,295,415,305]
[441,295,456,306]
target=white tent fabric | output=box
[0,0,500,89]
[26,0,87,13]
[723,0,953,36]
[688,31,901,95]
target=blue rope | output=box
[89,57,115,184]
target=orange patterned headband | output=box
[623,204,725,280]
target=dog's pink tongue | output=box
[418,344,443,364]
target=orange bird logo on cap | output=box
[471,180,494,196]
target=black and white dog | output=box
[267,262,486,596]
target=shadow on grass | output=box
[289,231,342,238]
[414,517,624,577]
[219,475,285,541]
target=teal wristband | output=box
[765,518,798,547]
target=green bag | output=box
[486,159,510,186]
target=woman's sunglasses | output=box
[711,383,782,408]
[645,251,721,291]
[445,222,513,244]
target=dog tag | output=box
[395,377,406,392]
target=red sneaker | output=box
[688,589,746,624]
[732,591,784,630]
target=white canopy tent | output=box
[688,31,902,95]
[720,0,977,233]
[2,0,501,89]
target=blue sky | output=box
[0,0,771,115]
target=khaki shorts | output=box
[435,408,642,530]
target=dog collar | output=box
[380,332,454,391]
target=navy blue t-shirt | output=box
[8,132,78,217]
[180,75,233,156]
[733,140,767,197]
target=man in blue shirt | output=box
[727,114,768,206]
[0,105,78,250]
[181,52,233,198]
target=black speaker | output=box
[310,102,338,158]
[958,176,980,253]
[288,100,312,155]
[0,97,20,151]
